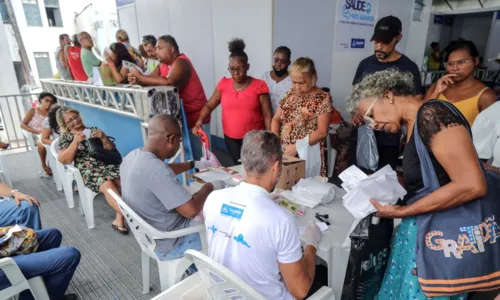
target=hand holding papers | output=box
[340,165,407,219]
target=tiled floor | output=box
[3,148,232,300]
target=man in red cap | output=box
[349,15,423,172]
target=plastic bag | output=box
[296,135,321,178]
[292,178,335,205]
[356,125,379,172]
[341,214,393,300]
[201,144,221,168]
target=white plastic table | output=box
[188,165,355,299]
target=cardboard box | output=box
[276,156,305,190]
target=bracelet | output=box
[189,160,195,169]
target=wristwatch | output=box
[10,189,19,198]
[189,160,196,169]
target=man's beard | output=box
[273,67,288,77]
[375,50,390,59]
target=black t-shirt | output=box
[351,54,423,146]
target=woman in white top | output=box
[472,100,500,173]
[262,46,293,114]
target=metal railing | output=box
[0,93,38,151]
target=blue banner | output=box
[434,15,444,24]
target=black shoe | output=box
[63,294,78,300]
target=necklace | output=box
[233,77,250,91]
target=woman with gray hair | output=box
[347,68,486,299]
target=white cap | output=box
[488,53,500,62]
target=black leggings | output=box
[224,135,243,165]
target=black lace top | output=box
[403,101,468,195]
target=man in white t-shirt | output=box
[262,46,293,114]
[203,130,322,300]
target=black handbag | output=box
[87,137,122,165]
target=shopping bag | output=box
[356,125,379,172]
[409,100,500,297]
[341,214,393,300]
[296,135,321,178]
[198,130,221,168]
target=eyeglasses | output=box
[444,59,472,69]
[228,67,246,74]
[65,115,80,125]
[167,133,183,142]
[363,97,379,128]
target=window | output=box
[44,0,62,27]
[22,0,42,26]
[0,0,11,24]
[413,0,425,22]
[34,52,53,79]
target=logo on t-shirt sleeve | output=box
[220,204,244,220]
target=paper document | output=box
[298,222,329,235]
[194,169,233,182]
[341,165,407,219]
[122,61,144,74]
[339,165,368,192]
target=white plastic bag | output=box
[356,125,379,172]
[201,144,221,168]
[292,178,335,205]
[296,135,321,178]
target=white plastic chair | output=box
[108,189,208,293]
[43,143,62,191]
[0,257,50,300]
[154,249,335,300]
[68,164,97,228]
[0,149,13,187]
[50,138,74,209]
[22,130,43,175]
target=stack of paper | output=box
[340,165,407,219]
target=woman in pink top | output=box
[21,92,57,175]
[193,39,273,164]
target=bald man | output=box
[120,114,223,261]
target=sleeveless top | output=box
[55,47,71,80]
[437,87,489,126]
[28,108,46,132]
[159,54,209,128]
[66,46,88,81]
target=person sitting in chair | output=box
[120,114,224,261]
[203,130,324,299]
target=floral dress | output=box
[59,127,120,193]
[279,89,333,176]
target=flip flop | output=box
[112,224,129,235]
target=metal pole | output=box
[5,0,35,85]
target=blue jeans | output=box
[155,231,202,261]
[0,228,81,300]
[0,199,41,230]
[188,124,211,161]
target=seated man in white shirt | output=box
[203,130,322,300]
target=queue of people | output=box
[10,13,499,300]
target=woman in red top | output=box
[193,39,272,164]
[65,35,88,81]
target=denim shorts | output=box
[155,231,202,261]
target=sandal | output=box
[43,165,53,176]
[112,224,129,235]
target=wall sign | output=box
[335,0,379,52]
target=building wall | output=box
[8,0,97,84]
[118,0,422,133]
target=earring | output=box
[389,100,394,104]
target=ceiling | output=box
[432,0,500,15]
